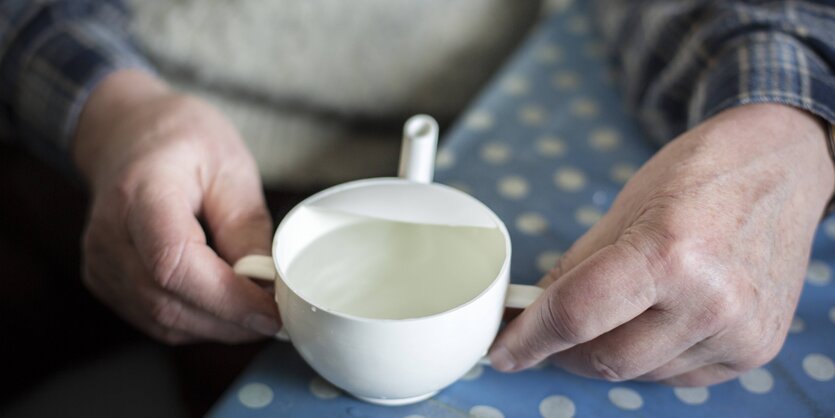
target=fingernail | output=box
[489,345,516,372]
[245,314,281,336]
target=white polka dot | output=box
[536,136,567,157]
[589,128,621,151]
[519,105,547,126]
[571,98,599,118]
[567,16,590,35]
[824,218,835,239]
[584,41,606,59]
[610,163,637,184]
[802,353,835,381]
[481,142,511,164]
[536,44,563,63]
[806,260,831,286]
[537,250,563,274]
[498,175,530,200]
[539,395,576,418]
[466,111,494,131]
[309,376,341,399]
[739,368,774,394]
[469,405,505,418]
[575,206,603,227]
[673,387,709,405]
[789,316,805,333]
[502,76,529,96]
[554,167,587,192]
[436,149,455,170]
[829,306,835,324]
[516,212,549,235]
[608,387,643,410]
[447,182,473,195]
[552,71,580,90]
[238,383,273,408]
[462,364,484,381]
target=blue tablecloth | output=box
[207,3,835,417]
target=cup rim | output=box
[271,177,512,323]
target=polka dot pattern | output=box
[674,387,709,405]
[608,387,643,410]
[537,250,563,274]
[309,377,341,399]
[212,2,835,417]
[574,205,602,227]
[539,395,576,418]
[469,405,505,418]
[739,368,774,394]
[498,175,530,200]
[536,136,567,157]
[516,212,550,235]
[806,260,832,286]
[802,354,835,381]
[466,111,494,131]
[481,142,511,164]
[238,383,273,409]
[554,167,587,191]
[519,104,547,125]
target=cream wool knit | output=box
[127,0,541,188]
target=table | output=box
[207,3,835,417]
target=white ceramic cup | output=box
[234,115,542,406]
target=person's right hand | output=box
[73,70,279,344]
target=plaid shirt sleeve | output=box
[0,0,152,169]
[591,0,835,144]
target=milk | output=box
[285,218,506,320]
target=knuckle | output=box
[149,297,185,330]
[149,242,189,291]
[699,283,744,330]
[588,351,630,381]
[541,291,591,344]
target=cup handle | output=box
[504,284,543,309]
[233,255,276,282]
[477,284,544,367]
[233,255,290,341]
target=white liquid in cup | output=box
[285,218,506,320]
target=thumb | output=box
[203,162,273,264]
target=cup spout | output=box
[398,115,438,183]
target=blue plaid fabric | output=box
[0,0,149,169]
[591,0,835,143]
[0,0,833,168]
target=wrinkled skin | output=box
[74,71,279,344]
[490,104,834,386]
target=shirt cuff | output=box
[690,30,835,215]
[689,31,835,127]
[1,4,153,169]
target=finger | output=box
[127,182,281,336]
[661,363,740,387]
[537,210,621,288]
[82,265,199,345]
[634,343,716,381]
[83,239,262,344]
[137,282,264,343]
[203,158,273,263]
[490,241,660,372]
[550,308,704,381]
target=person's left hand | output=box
[489,104,834,386]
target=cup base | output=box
[352,391,438,406]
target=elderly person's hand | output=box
[73,70,279,344]
[489,104,834,386]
